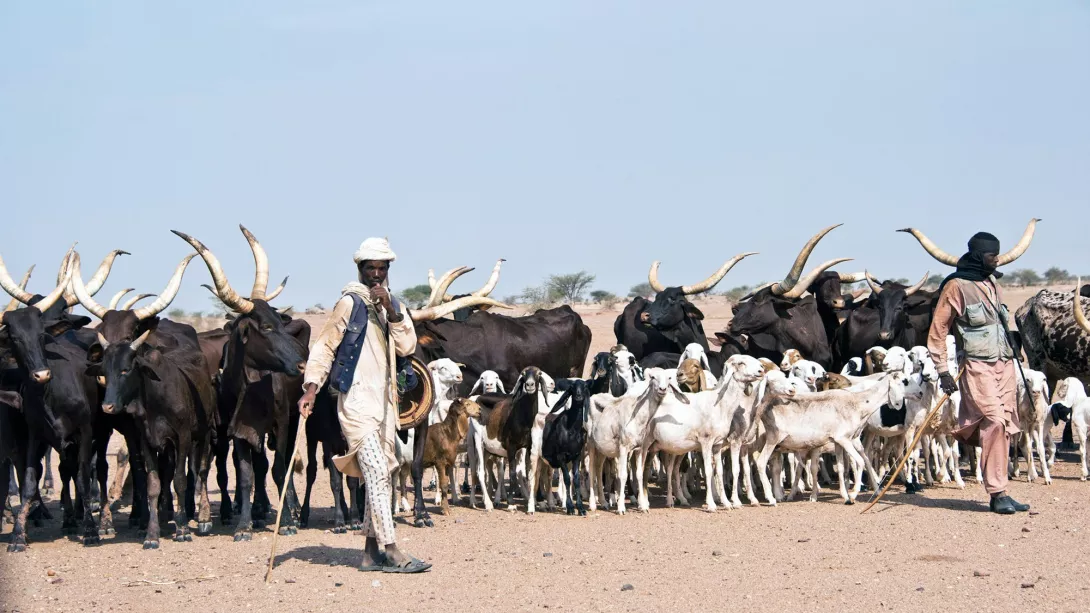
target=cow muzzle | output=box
[879,331,893,341]
[31,369,52,384]
[101,403,117,415]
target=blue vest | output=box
[329,293,417,395]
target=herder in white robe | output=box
[298,237,430,573]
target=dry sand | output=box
[4,285,1088,613]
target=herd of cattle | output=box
[2,220,1090,553]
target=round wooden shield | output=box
[398,356,434,430]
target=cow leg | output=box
[8,441,43,552]
[57,446,79,533]
[214,429,232,524]
[125,430,149,530]
[141,444,162,550]
[171,442,192,543]
[41,450,55,497]
[300,436,319,529]
[251,439,271,525]
[93,431,114,536]
[233,443,255,541]
[77,430,101,546]
[230,441,243,516]
[107,437,129,505]
[0,461,10,532]
[270,444,298,537]
[193,434,213,537]
[329,451,351,534]
[349,477,365,529]
[411,422,433,527]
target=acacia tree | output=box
[628,282,654,299]
[546,271,596,304]
[1044,267,1071,284]
[398,284,432,308]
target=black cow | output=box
[834,273,931,369]
[727,225,851,369]
[614,255,754,362]
[173,227,308,541]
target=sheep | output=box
[421,398,482,515]
[638,354,767,512]
[1050,377,1090,480]
[1011,368,1052,484]
[542,379,591,515]
[753,372,909,505]
[470,370,505,395]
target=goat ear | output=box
[497,380,506,394]
[469,380,482,396]
[551,389,572,414]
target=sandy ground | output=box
[4,285,1087,613]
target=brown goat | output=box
[757,358,779,374]
[675,358,708,392]
[780,348,803,371]
[422,397,482,515]
[816,372,854,391]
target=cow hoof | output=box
[83,533,101,546]
[7,542,26,553]
[142,540,160,550]
[278,526,297,536]
[348,521,363,531]
[197,522,213,536]
[253,519,266,530]
[103,527,116,536]
[234,531,252,542]
[579,509,587,517]
[413,517,433,528]
[173,533,193,543]
[332,525,347,535]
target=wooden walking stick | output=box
[860,367,965,514]
[265,413,308,584]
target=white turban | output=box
[353,237,397,264]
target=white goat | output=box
[1011,368,1052,484]
[1051,377,1090,480]
[789,360,826,392]
[470,370,505,395]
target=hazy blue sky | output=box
[2,2,1088,313]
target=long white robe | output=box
[303,284,417,476]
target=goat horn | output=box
[865,271,884,296]
[265,276,289,302]
[64,249,129,308]
[410,296,511,322]
[3,263,35,312]
[107,288,135,311]
[68,252,108,318]
[29,252,74,315]
[132,254,197,321]
[782,258,853,299]
[121,293,156,311]
[1074,279,1090,335]
[903,271,930,297]
[240,225,271,300]
[129,328,152,352]
[472,259,505,297]
[897,226,959,267]
[838,272,867,283]
[680,253,758,295]
[770,224,842,296]
[426,266,473,308]
[172,231,255,314]
[996,218,1041,266]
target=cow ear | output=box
[137,358,162,381]
[85,363,103,378]
[87,342,104,364]
[45,319,75,338]
[682,302,705,320]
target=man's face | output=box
[983,252,999,269]
[359,260,390,287]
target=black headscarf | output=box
[932,232,1003,309]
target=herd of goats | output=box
[2,220,1090,553]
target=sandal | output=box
[381,556,432,574]
[359,553,389,572]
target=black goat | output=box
[542,379,590,516]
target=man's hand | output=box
[370,285,394,313]
[298,384,318,419]
[939,372,958,396]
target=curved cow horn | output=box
[996,218,1041,266]
[738,282,776,303]
[63,249,129,308]
[240,225,271,300]
[770,224,842,296]
[426,266,473,308]
[850,286,871,301]
[132,254,197,321]
[647,261,666,294]
[3,264,34,313]
[427,269,437,289]
[865,271,884,296]
[265,276,289,302]
[1074,279,1090,335]
[26,253,74,315]
[96,332,111,350]
[107,288,135,311]
[410,296,512,322]
[681,253,758,295]
[0,255,43,307]
[897,226,959,267]
[472,259,506,297]
[68,252,109,318]
[903,271,930,297]
[838,272,867,283]
[129,329,152,352]
[121,293,156,311]
[172,231,255,314]
[782,258,853,299]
